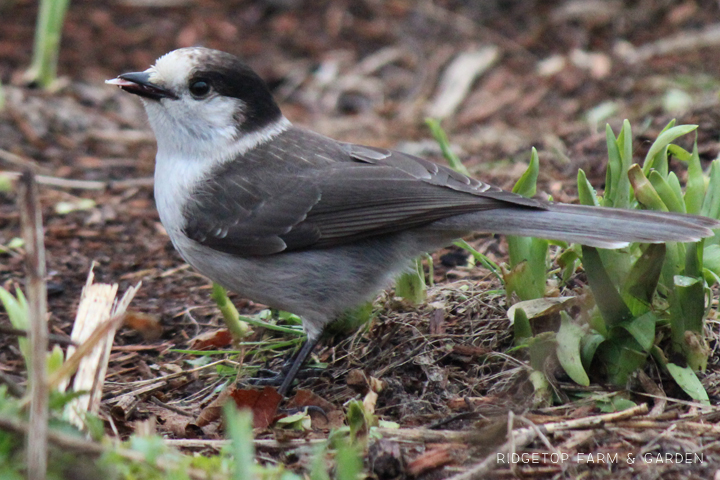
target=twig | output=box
[20,169,49,480]
[149,397,195,417]
[619,23,720,63]
[0,148,42,170]
[1,171,154,191]
[0,370,24,397]
[0,414,104,454]
[0,325,76,346]
[445,404,649,480]
[164,438,327,450]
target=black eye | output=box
[189,80,211,97]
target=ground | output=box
[1,0,720,478]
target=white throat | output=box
[151,116,292,240]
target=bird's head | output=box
[107,47,284,158]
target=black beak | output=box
[105,72,177,100]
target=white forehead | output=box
[147,47,209,89]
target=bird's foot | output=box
[246,366,326,388]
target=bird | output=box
[107,47,720,396]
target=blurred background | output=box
[3,1,720,181]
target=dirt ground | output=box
[2,1,720,478]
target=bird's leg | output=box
[278,334,320,396]
[248,334,321,396]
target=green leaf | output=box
[557,246,581,283]
[346,400,369,443]
[684,138,705,215]
[577,169,600,207]
[513,307,532,344]
[604,124,621,206]
[335,443,364,480]
[528,369,552,408]
[613,120,633,209]
[395,257,426,304]
[512,147,539,198]
[622,243,665,311]
[325,302,374,337]
[703,244,720,278]
[503,243,548,301]
[0,287,30,364]
[648,171,685,213]
[506,150,549,301]
[309,445,331,480]
[667,144,692,162]
[597,335,647,386]
[701,159,720,220]
[667,172,685,211]
[582,246,633,327]
[556,312,589,386]
[596,395,637,412]
[628,165,668,211]
[275,411,312,431]
[642,124,697,175]
[580,333,605,370]
[666,363,710,405]
[674,274,705,334]
[618,311,656,352]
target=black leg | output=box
[277,334,320,397]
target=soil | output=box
[1,1,720,478]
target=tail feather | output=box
[430,203,720,249]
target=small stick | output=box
[2,171,154,191]
[20,169,49,480]
[446,404,649,480]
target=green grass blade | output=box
[26,0,71,88]
[424,118,470,176]
[223,404,257,480]
[455,239,502,281]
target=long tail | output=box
[430,203,720,249]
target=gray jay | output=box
[107,47,719,396]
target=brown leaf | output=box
[196,387,231,427]
[191,329,233,350]
[231,387,282,429]
[407,445,455,477]
[123,311,163,341]
[287,389,334,412]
